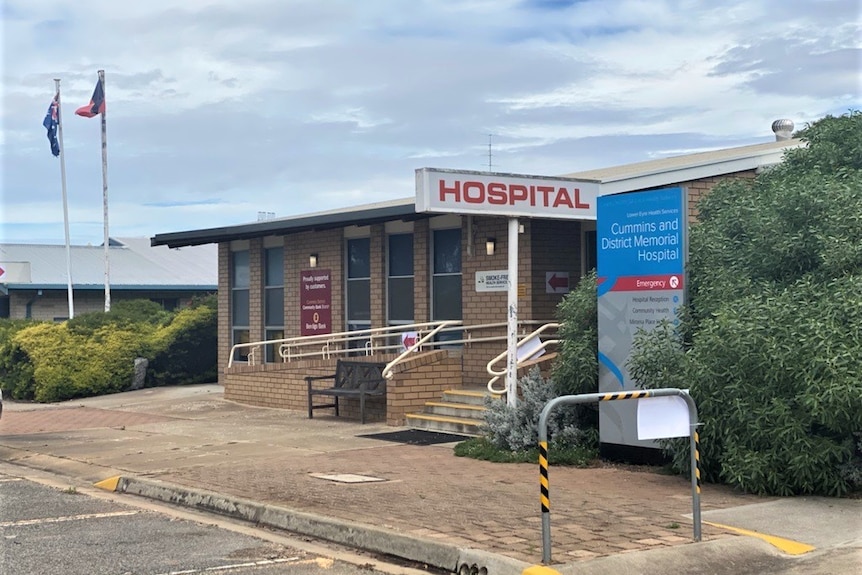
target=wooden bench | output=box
[306,360,387,424]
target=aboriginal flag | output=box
[75,77,105,118]
[43,96,60,156]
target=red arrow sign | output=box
[547,273,569,291]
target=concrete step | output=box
[441,389,500,407]
[405,413,484,436]
[423,401,486,420]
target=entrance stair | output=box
[405,388,498,436]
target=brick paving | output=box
[0,389,769,565]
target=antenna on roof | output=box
[487,134,494,172]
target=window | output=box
[346,238,371,350]
[264,247,284,362]
[387,233,414,325]
[432,228,462,344]
[231,250,250,362]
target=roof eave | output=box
[151,202,421,248]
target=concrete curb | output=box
[114,475,532,575]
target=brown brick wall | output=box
[218,166,761,412]
[413,219,430,322]
[461,217,510,386]
[684,170,756,221]
[370,225,386,328]
[224,351,462,425]
[386,350,464,425]
[530,219,582,319]
[218,242,230,385]
[249,238,263,345]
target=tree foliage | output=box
[553,270,599,397]
[630,111,862,495]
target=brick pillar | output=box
[370,224,385,328]
[217,242,230,385]
[249,238,264,345]
[413,219,430,323]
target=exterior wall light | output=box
[309,254,318,268]
[486,238,496,256]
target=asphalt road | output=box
[0,468,440,575]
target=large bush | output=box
[14,322,151,402]
[551,270,600,428]
[629,112,862,496]
[66,298,171,335]
[148,296,218,386]
[1,296,218,402]
[0,319,39,399]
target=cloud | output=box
[1,0,859,245]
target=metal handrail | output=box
[382,320,462,379]
[227,320,556,368]
[228,320,460,368]
[486,322,560,394]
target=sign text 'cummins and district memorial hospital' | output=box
[416,168,601,220]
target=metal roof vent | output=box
[772,119,795,141]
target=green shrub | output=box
[454,436,596,466]
[148,296,218,386]
[551,270,600,429]
[553,270,598,397]
[629,112,862,496]
[0,319,39,399]
[482,368,593,452]
[2,296,218,402]
[15,322,154,402]
[67,299,171,336]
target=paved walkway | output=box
[0,384,768,566]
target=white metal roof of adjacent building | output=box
[0,237,217,290]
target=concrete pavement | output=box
[0,384,859,574]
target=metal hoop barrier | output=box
[537,388,701,565]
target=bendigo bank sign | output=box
[416,168,600,220]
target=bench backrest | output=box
[334,361,387,391]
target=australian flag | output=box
[43,96,60,157]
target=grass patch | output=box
[454,437,597,466]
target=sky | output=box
[1,0,859,245]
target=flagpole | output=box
[54,78,75,319]
[99,69,111,312]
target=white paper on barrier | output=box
[517,335,545,362]
[637,394,690,440]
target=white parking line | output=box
[0,510,140,528]
[154,557,301,575]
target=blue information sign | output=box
[596,187,687,449]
